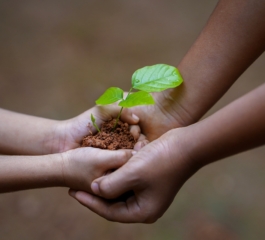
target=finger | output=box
[138,134,147,142]
[95,105,140,126]
[129,125,140,140]
[120,108,140,125]
[134,139,149,151]
[91,162,137,199]
[96,105,120,122]
[69,190,144,223]
[97,149,133,169]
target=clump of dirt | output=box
[82,119,136,150]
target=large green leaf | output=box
[119,91,155,108]
[132,64,183,92]
[95,87,124,105]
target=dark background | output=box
[0,1,265,239]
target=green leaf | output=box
[132,64,183,92]
[90,113,100,132]
[119,91,155,108]
[91,113,96,123]
[95,87,124,105]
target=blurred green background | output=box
[0,1,265,239]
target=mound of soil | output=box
[82,119,136,150]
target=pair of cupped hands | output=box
[58,93,196,223]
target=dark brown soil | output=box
[82,119,136,150]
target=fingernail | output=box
[132,114,139,122]
[133,142,142,151]
[132,150,137,155]
[68,189,76,197]
[91,182,100,195]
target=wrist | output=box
[28,153,66,188]
[48,153,67,187]
[162,127,206,173]
[153,79,200,130]
[158,88,195,126]
[178,122,218,169]
[59,149,89,191]
[0,154,65,193]
[41,120,67,154]
[59,150,72,188]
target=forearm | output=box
[0,108,61,155]
[163,0,265,125]
[184,83,265,167]
[0,154,64,193]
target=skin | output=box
[70,82,265,223]
[69,0,265,222]
[0,147,133,193]
[0,106,146,193]
[121,0,265,141]
[0,105,143,155]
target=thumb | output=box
[91,165,135,199]
[120,108,140,125]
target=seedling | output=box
[91,113,100,132]
[95,64,183,130]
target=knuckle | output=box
[117,150,129,162]
[99,179,113,197]
[130,125,140,133]
[120,150,127,159]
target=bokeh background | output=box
[0,1,265,239]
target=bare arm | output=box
[0,148,132,194]
[69,83,265,223]
[173,0,265,122]
[0,108,59,155]
[123,0,265,140]
[0,154,63,193]
[68,0,265,222]
[185,82,265,166]
[0,107,140,155]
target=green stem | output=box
[113,107,123,129]
[93,123,101,133]
[127,87,133,96]
[113,87,133,129]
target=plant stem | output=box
[113,87,133,129]
[113,107,123,129]
[91,113,101,133]
[127,87,133,96]
[93,123,101,133]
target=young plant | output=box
[90,113,100,132]
[95,64,183,129]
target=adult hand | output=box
[69,128,199,223]
[122,0,265,142]
[121,89,193,141]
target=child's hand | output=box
[60,147,134,193]
[46,105,148,154]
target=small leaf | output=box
[91,113,96,123]
[96,87,124,105]
[119,91,155,108]
[90,113,100,132]
[132,64,183,92]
